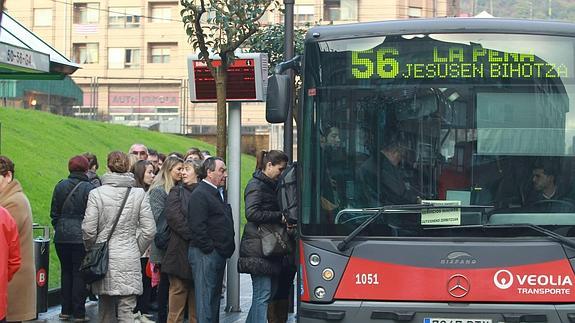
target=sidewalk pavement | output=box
[31,274,297,322]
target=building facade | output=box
[6,0,450,135]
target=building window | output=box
[109,48,141,69]
[408,6,423,17]
[34,8,53,27]
[149,43,176,63]
[294,5,315,25]
[73,43,99,64]
[323,0,357,21]
[149,2,175,23]
[109,7,141,28]
[74,3,99,24]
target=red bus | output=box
[267,18,575,322]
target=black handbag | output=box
[80,187,131,284]
[259,223,292,257]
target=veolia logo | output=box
[493,269,514,289]
[493,269,573,290]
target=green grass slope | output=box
[0,108,256,289]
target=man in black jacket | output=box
[187,157,234,323]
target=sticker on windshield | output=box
[421,200,461,225]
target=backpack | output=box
[277,161,298,224]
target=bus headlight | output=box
[309,253,321,266]
[322,268,334,281]
[314,287,326,299]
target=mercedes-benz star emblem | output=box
[447,274,470,298]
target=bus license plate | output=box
[424,318,492,323]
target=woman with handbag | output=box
[50,155,95,322]
[238,150,289,323]
[82,151,156,323]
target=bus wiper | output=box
[337,204,492,252]
[425,223,575,250]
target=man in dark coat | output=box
[50,155,95,321]
[187,157,234,323]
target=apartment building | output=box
[6,0,450,134]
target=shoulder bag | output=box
[59,181,82,215]
[259,222,292,257]
[80,187,131,284]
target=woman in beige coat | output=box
[83,151,156,323]
[0,156,36,322]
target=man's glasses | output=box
[132,151,147,156]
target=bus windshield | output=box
[301,32,575,237]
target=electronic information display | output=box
[188,53,268,102]
[350,45,569,80]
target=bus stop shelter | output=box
[0,11,82,111]
[0,11,80,79]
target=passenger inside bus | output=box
[526,158,575,212]
[319,124,342,223]
[357,133,421,207]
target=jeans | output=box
[188,247,227,323]
[55,243,87,319]
[246,275,272,323]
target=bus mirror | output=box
[266,74,290,123]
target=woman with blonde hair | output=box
[148,156,184,323]
[82,151,156,322]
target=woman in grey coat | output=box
[82,151,156,323]
[149,155,183,323]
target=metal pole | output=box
[95,76,99,120]
[283,0,295,160]
[490,0,493,15]
[0,0,5,34]
[283,0,297,313]
[225,101,241,312]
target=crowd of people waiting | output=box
[0,143,296,323]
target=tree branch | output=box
[193,0,216,76]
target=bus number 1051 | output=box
[355,273,380,285]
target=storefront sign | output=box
[0,43,49,72]
[108,91,180,106]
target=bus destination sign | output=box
[350,46,568,80]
